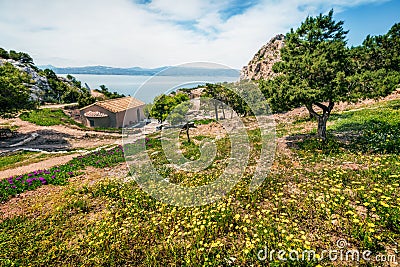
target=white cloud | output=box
[145,0,215,20]
[0,0,390,69]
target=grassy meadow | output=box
[0,99,399,266]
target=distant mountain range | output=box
[39,65,240,77]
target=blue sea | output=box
[60,74,239,103]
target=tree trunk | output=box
[306,101,334,142]
[317,115,328,141]
[186,125,191,143]
[213,100,219,121]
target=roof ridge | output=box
[97,95,130,104]
[85,96,145,113]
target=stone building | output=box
[80,96,145,128]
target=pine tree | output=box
[261,10,399,141]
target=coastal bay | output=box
[59,74,239,103]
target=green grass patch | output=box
[329,99,400,154]
[0,151,40,171]
[93,127,122,133]
[0,123,19,131]
[194,118,216,125]
[20,108,84,127]
[296,134,344,155]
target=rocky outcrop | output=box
[240,34,285,81]
[0,58,51,100]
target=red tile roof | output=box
[81,96,145,113]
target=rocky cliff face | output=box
[240,34,285,81]
[0,58,51,100]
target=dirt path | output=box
[0,153,79,179]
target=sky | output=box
[0,0,398,69]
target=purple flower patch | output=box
[1,145,125,202]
